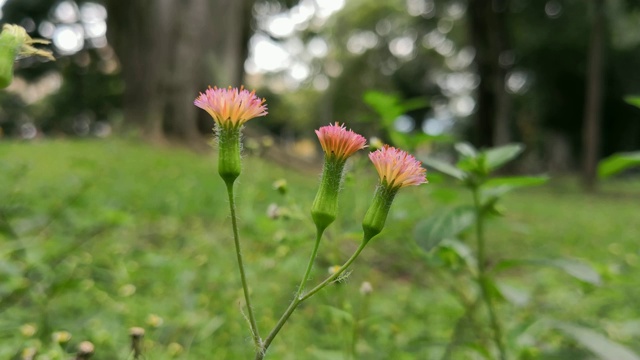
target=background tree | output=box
[106,0,253,143]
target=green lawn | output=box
[1,139,638,359]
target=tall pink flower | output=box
[194,86,267,127]
[369,145,427,188]
[315,123,367,160]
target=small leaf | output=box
[494,258,601,285]
[437,239,476,267]
[480,176,549,206]
[454,142,478,158]
[483,143,525,171]
[495,282,530,307]
[363,91,402,124]
[420,156,467,180]
[598,152,640,179]
[544,259,601,285]
[624,95,640,109]
[554,322,640,360]
[414,206,475,251]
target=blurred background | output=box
[2,0,640,181]
[2,0,640,359]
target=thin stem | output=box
[256,240,368,360]
[226,182,261,350]
[472,186,506,360]
[298,230,324,297]
[301,241,367,301]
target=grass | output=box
[0,138,639,359]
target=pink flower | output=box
[315,123,367,160]
[194,86,267,126]
[369,145,427,188]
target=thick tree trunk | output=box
[467,0,513,148]
[106,0,248,144]
[581,0,606,191]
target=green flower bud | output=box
[217,125,242,185]
[0,40,18,89]
[362,184,399,243]
[311,156,346,233]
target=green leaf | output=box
[454,142,478,158]
[483,143,525,171]
[363,91,402,124]
[420,156,467,180]
[494,258,601,285]
[495,282,530,307]
[414,206,475,251]
[545,259,601,285]
[480,176,549,207]
[554,322,640,360]
[437,239,476,267]
[624,95,640,109]
[598,152,640,179]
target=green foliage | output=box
[413,142,640,359]
[363,90,446,151]
[598,151,640,178]
[413,206,474,251]
[1,140,640,358]
[553,322,640,360]
[624,96,640,108]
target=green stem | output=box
[472,186,506,360]
[256,239,368,360]
[226,182,261,350]
[301,241,367,301]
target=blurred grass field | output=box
[1,139,639,359]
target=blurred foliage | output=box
[1,0,639,164]
[1,140,639,358]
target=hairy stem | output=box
[226,181,261,350]
[256,239,368,360]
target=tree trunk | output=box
[581,0,606,191]
[467,0,513,148]
[106,0,249,144]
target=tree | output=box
[581,0,606,190]
[466,0,513,148]
[106,0,253,143]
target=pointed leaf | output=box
[483,144,525,171]
[420,156,466,180]
[624,95,640,109]
[554,322,640,360]
[480,176,549,206]
[598,152,640,179]
[494,258,601,285]
[401,97,429,112]
[363,91,402,124]
[544,259,601,285]
[437,239,476,267]
[454,142,478,158]
[414,206,475,251]
[495,282,530,307]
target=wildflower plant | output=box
[415,143,630,359]
[194,87,427,359]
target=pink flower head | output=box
[315,122,367,160]
[369,145,427,188]
[194,86,267,127]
